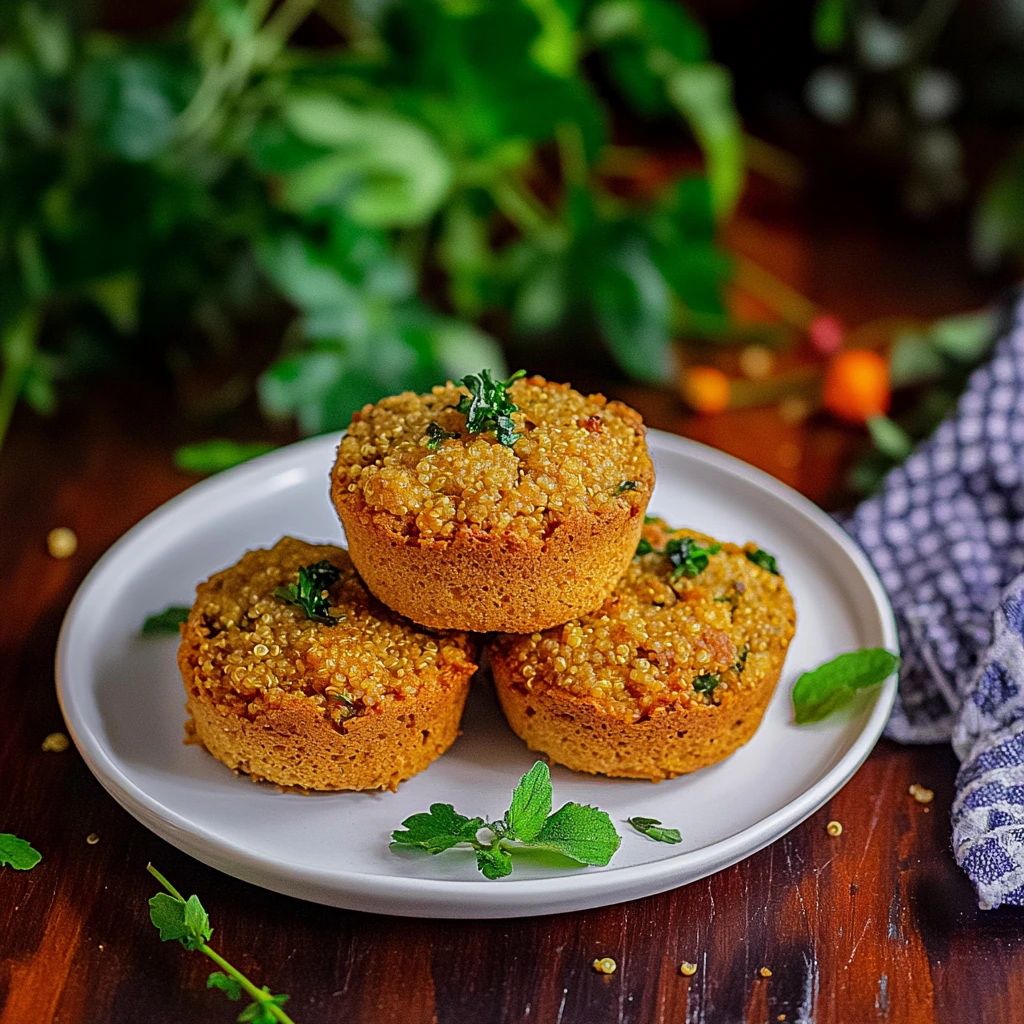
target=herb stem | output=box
[200,944,297,1024]
[146,864,296,1023]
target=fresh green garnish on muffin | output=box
[627,817,682,845]
[273,560,342,625]
[454,369,526,447]
[615,480,640,494]
[791,648,900,724]
[141,605,190,634]
[692,673,721,695]
[746,547,780,575]
[391,761,620,879]
[666,537,721,580]
[424,422,461,450]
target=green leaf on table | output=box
[889,331,946,387]
[141,606,190,634]
[149,892,212,950]
[627,816,682,844]
[391,803,485,854]
[867,415,913,461]
[174,440,275,475]
[792,648,900,724]
[531,802,621,866]
[207,972,243,1001]
[505,760,553,842]
[0,833,41,870]
[928,312,994,364]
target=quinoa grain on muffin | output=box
[178,537,478,791]
[331,373,655,633]
[488,517,796,781]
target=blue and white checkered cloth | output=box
[842,291,1024,909]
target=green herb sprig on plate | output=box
[141,606,190,634]
[792,648,900,724]
[147,864,294,1023]
[666,536,721,580]
[746,548,780,575]
[627,817,682,844]
[0,833,41,870]
[391,761,620,879]
[273,561,342,625]
[454,369,526,447]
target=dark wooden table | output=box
[4,197,1024,1024]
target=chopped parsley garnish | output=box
[454,369,526,447]
[746,548,780,575]
[273,560,342,624]
[391,761,620,879]
[693,673,721,695]
[424,422,460,450]
[141,605,190,634]
[627,817,682,845]
[635,538,654,557]
[615,480,640,494]
[666,537,721,580]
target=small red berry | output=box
[809,315,845,355]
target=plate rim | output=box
[55,428,898,917]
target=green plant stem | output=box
[490,177,562,248]
[146,864,296,1024]
[0,311,39,458]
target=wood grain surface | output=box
[3,198,1023,1024]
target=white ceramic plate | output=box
[56,430,897,919]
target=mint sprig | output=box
[147,865,294,1024]
[792,648,900,724]
[627,817,682,845]
[391,761,621,879]
[665,536,721,580]
[746,547,780,575]
[0,833,41,870]
[454,369,526,447]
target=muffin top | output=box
[181,538,477,726]
[489,518,796,721]
[333,374,653,542]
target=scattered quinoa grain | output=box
[41,732,70,753]
[593,957,617,975]
[86,833,99,845]
[826,820,843,837]
[47,527,77,559]
[760,967,773,978]
[909,783,934,804]
[680,962,697,976]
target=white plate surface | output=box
[56,430,897,918]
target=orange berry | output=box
[822,349,890,424]
[681,366,730,415]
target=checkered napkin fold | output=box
[841,291,1024,909]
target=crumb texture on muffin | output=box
[331,376,654,632]
[177,537,478,791]
[489,518,796,780]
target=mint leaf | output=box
[615,480,640,494]
[454,369,526,447]
[238,991,290,1024]
[692,673,720,695]
[746,548,779,575]
[391,803,484,854]
[207,972,243,1001]
[666,536,721,579]
[505,761,552,842]
[273,560,342,624]
[149,892,189,943]
[627,816,682,845]
[141,606,190,634]
[792,648,900,724]
[0,833,41,870]
[635,538,653,557]
[424,422,460,450]
[476,845,513,879]
[532,803,621,866]
[173,440,275,475]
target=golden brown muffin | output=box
[331,374,654,633]
[488,518,796,781]
[178,537,478,791]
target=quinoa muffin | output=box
[488,518,796,781]
[177,537,479,791]
[331,373,655,633]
